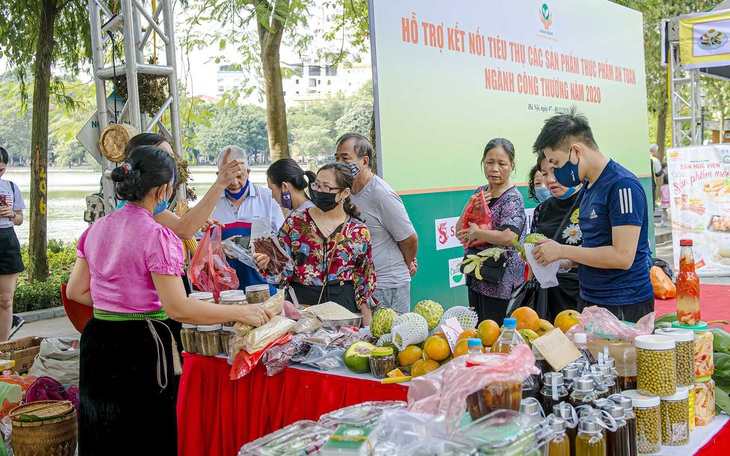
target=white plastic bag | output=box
[524,243,560,288]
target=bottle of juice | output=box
[491,318,525,353]
[676,239,701,326]
[576,417,606,456]
[604,405,630,456]
[547,417,570,456]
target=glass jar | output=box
[569,377,599,408]
[635,334,676,397]
[465,355,522,421]
[695,376,716,426]
[369,347,396,379]
[245,284,271,304]
[553,403,579,456]
[588,372,610,399]
[196,324,222,356]
[519,397,543,418]
[587,339,637,391]
[540,372,569,416]
[654,328,695,387]
[676,239,701,326]
[180,323,198,354]
[575,417,606,456]
[189,291,215,303]
[220,326,236,358]
[220,290,247,328]
[660,386,690,446]
[672,321,715,378]
[624,390,661,454]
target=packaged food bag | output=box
[250,217,293,284]
[650,265,676,299]
[524,243,560,288]
[190,225,239,301]
[461,190,493,248]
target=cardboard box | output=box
[0,337,44,374]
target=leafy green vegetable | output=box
[714,353,730,388]
[654,313,678,327]
[524,233,548,245]
[710,328,730,355]
[715,384,730,415]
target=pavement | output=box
[11,208,728,341]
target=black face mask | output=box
[311,189,340,212]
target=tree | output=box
[194,104,268,161]
[183,0,313,161]
[0,0,91,282]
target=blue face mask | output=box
[553,149,582,187]
[153,198,169,215]
[225,179,250,200]
[557,186,578,200]
[535,186,552,202]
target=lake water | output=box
[4,166,269,245]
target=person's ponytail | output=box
[342,196,361,221]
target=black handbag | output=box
[506,278,548,319]
[459,247,508,284]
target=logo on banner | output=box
[435,217,461,250]
[540,4,552,30]
[448,257,466,288]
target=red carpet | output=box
[655,284,730,330]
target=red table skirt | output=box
[696,419,730,456]
[176,353,408,456]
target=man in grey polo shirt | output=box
[335,133,418,313]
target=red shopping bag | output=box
[461,189,493,247]
[189,225,239,301]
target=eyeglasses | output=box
[310,181,344,193]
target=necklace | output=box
[316,212,346,237]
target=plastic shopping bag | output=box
[189,225,239,301]
[651,265,676,299]
[461,190,493,248]
[250,218,293,284]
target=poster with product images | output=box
[666,145,730,276]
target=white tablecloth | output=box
[657,413,728,455]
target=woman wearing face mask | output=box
[529,164,551,204]
[456,138,526,324]
[253,163,378,325]
[66,146,271,455]
[266,158,316,214]
[528,151,583,321]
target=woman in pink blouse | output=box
[254,163,378,325]
[66,146,271,456]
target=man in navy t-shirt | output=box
[530,108,653,322]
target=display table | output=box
[176,353,408,456]
[176,353,729,456]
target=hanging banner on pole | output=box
[666,145,730,276]
[679,10,730,69]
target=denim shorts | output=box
[373,284,411,313]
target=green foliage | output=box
[18,239,76,287]
[12,281,63,313]
[194,104,269,161]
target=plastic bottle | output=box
[491,318,525,354]
[575,417,606,456]
[467,338,483,355]
[548,417,570,456]
[604,405,630,456]
[573,333,597,365]
[676,239,701,326]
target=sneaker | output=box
[8,315,24,340]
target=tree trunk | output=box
[257,1,290,161]
[28,0,57,283]
[656,102,668,162]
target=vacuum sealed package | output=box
[238,420,333,455]
[250,217,293,283]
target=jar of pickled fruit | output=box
[695,376,715,426]
[465,356,522,420]
[672,321,714,378]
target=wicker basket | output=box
[99,123,139,163]
[10,400,77,456]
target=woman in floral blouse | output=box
[254,162,378,325]
[529,150,583,321]
[456,138,526,324]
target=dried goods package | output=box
[234,289,285,337]
[241,315,295,354]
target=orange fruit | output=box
[511,307,540,332]
[423,336,451,361]
[411,359,440,377]
[477,319,500,347]
[397,345,423,367]
[554,310,580,333]
[457,328,478,341]
[536,319,555,337]
[453,339,470,357]
[387,368,406,378]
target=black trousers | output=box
[468,289,510,325]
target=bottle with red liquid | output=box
[677,239,701,326]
